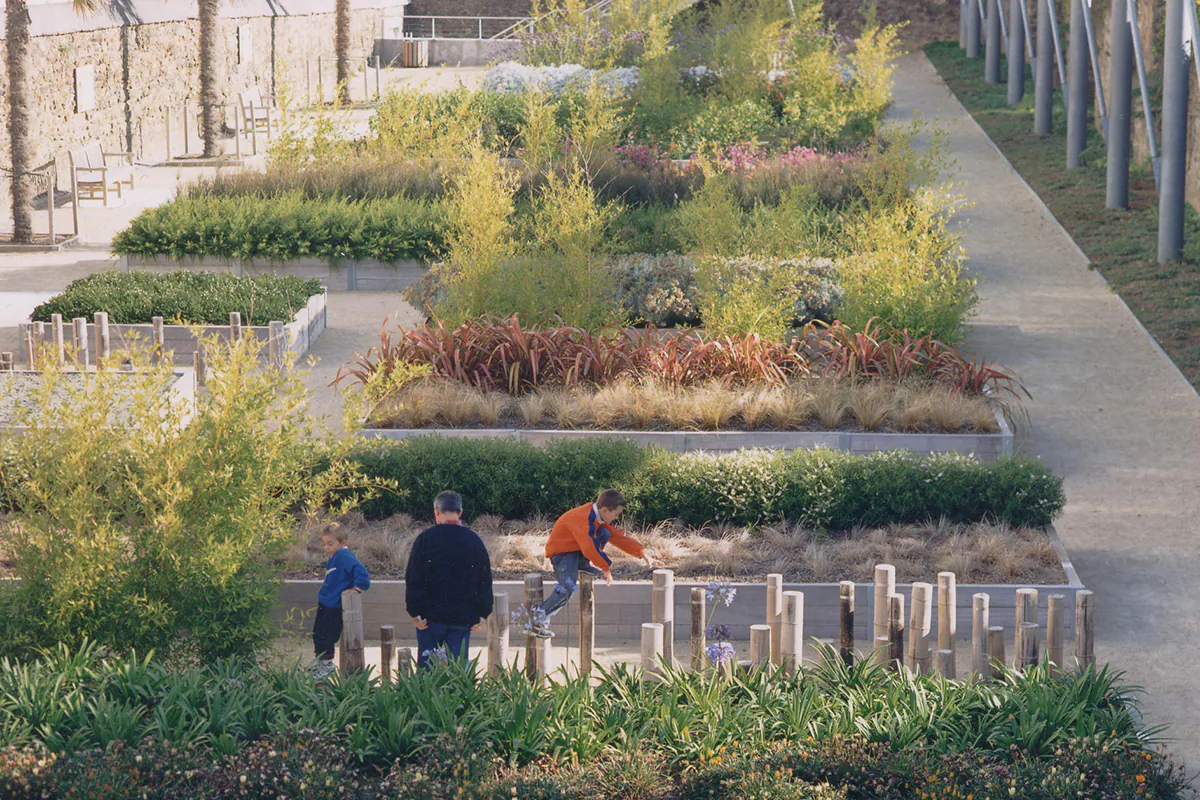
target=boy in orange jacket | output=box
[529,489,654,639]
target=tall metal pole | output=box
[967,0,982,58]
[1008,0,1027,103]
[986,0,1003,82]
[1106,0,1133,206]
[1035,0,1054,135]
[961,0,970,49]
[1066,0,1089,166]
[1158,0,1190,263]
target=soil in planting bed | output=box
[281,512,1067,585]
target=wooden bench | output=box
[238,87,273,135]
[69,140,134,206]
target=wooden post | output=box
[380,625,395,684]
[523,574,546,681]
[338,590,365,674]
[1046,594,1065,676]
[781,590,804,673]
[164,104,172,160]
[652,569,674,668]
[749,624,771,666]
[306,58,312,107]
[51,314,65,364]
[374,54,381,99]
[24,329,35,370]
[641,622,664,675]
[233,103,242,160]
[887,593,904,671]
[766,573,783,665]
[690,587,706,671]
[363,57,370,103]
[33,322,46,368]
[987,625,1006,676]
[72,318,88,368]
[151,316,164,364]
[873,564,896,645]
[397,647,414,676]
[907,582,932,674]
[972,593,990,677]
[0,353,11,371]
[934,649,956,679]
[579,575,594,678]
[873,635,890,667]
[268,320,285,367]
[937,572,956,671]
[488,591,510,677]
[45,170,55,244]
[1016,622,1040,670]
[195,342,208,386]
[229,312,242,341]
[94,312,110,364]
[250,102,259,155]
[1015,588,1039,629]
[1074,590,1095,670]
[838,581,855,666]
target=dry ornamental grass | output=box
[282,512,1066,585]
[369,378,1001,434]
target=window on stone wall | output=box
[75,65,96,113]
[238,24,253,65]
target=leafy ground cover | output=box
[925,41,1200,389]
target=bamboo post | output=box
[935,649,956,679]
[641,622,664,675]
[374,54,381,99]
[72,317,88,368]
[164,104,173,160]
[317,57,324,103]
[873,564,895,645]
[233,102,242,160]
[380,625,395,684]
[151,316,164,363]
[94,312,110,364]
[652,569,674,667]
[887,593,904,671]
[907,582,932,674]
[51,314,65,364]
[268,320,285,367]
[363,57,369,103]
[766,573,783,665]
[1046,594,1065,676]
[34,322,46,368]
[183,99,192,155]
[195,342,208,386]
[397,647,414,676]
[781,590,804,672]
[937,572,957,660]
[1074,590,1095,670]
[523,574,546,681]
[839,581,855,666]
[306,58,312,107]
[265,97,272,140]
[987,626,1006,675]
[972,593,990,677]
[873,635,890,667]
[250,102,259,156]
[1015,588,1039,629]
[488,591,510,677]
[1016,622,1040,670]
[24,329,35,370]
[579,574,594,678]
[749,624,771,666]
[229,312,242,341]
[338,590,365,674]
[690,587,706,671]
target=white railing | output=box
[398,15,532,40]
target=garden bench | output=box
[238,86,274,134]
[68,139,134,206]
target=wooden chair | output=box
[238,87,273,135]
[69,139,134,206]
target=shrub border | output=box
[121,255,426,292]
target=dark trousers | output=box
[313,603,343,660]
[537,551,604,620]
[416,622,472,670]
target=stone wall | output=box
[0,0,402,176]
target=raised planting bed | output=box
[0,368,196,432]
[275,518,1081,641]
[121,254,427,292]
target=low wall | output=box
[357,408,1014,459]
[427,38,519,67]
[277,529,1082,643]
[123,255,425,292]
[18,292,327,365]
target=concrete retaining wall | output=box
[357,408,1014,459]
[123,255,425,292]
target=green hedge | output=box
[348,437,1065,527]
[30,271,324,326]
[111,193,445,263]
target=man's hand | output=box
[412,615,429,630]
[643,554,656,569]
[603,570,613,586]
[470,622,484,632]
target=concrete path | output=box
[889,53,1200,767]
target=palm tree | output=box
[335,0,351,104]
[5,0,99,243]
[198,0,221,157]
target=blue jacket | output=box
[318,547,371,608]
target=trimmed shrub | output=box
[347,437,1063,527]
[30,271,323,326]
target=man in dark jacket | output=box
[406,490,494,669]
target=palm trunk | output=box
[6,0,33,243]
[198,0,221,157]
[335,0,351,105]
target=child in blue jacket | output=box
[309,523,371,678]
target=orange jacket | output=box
[545,503,645,570]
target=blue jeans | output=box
[537,551,604,621]
[416,622,472,670]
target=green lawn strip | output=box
[925,41,1200,388]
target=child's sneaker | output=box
[311,660,337,680]
[529,625,554,639]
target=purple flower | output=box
[705,580,737,607]
[705,641,736,665]
[705,624,733,642]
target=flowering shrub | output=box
[483,62,640,95]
